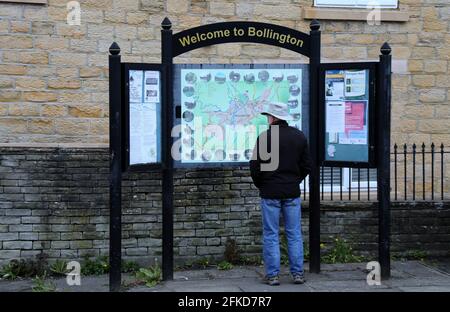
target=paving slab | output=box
[0,279,33,292]
[397,286,450,292]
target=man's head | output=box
[260,102,291,124]
[266,114,279,125]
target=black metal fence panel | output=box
[312,143,448,202]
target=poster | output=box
[128,70,160,165]
[325,101,345,133]
[325,70,344,101]
[344,70,366,97]
[180,68,302,163]
[339,101,367,145]
[129,70,143,103]
[144,71,160,103]
[130,103,158,164]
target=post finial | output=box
[380,42,391,55]
[310,19,320,31]
[109,42,121,55]
[162,17,172,30]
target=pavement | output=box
[0,260,449,292]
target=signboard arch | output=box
[171,21,311,58]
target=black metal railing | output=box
[393,143,447,201]
[302,143,448,202]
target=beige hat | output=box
[260,102,292,121]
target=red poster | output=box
[344,101,365,135]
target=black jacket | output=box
[249,120,312,199]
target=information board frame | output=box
[318,62,377,168]
[122,63,164,172]
[108,19,393,291]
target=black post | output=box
[441,143,444,200]
[161,17,174,281]
[431,142,434,200]
[394,144,397,200]
[377,42,392,279]
[422,143,425,200]
[404,144,407,200]
[108,42,122,291]
[308,20,321,274]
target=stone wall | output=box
[0,0,448,146]
[1,147,449,266]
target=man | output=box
[250,102,312,286]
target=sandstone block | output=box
[209,2,235,16]
[24,91,57,102]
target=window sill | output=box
[303,7,409,22]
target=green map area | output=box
[181,68,302,163]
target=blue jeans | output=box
[261,197,303,278]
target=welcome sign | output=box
[172,21,310,57]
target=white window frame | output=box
[345,168,377,190]
[314,0,398,9]
[300,168,377,194]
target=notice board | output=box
[319,63,376,167]
[173,64,309,167]
[123,63,163,170]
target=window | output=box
[314,0,398,9]
[300,167,377,194]
[305,0,408,22]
